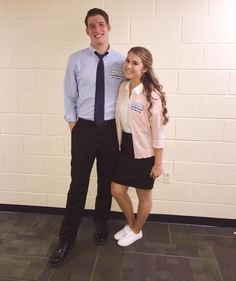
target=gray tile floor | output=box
[0,211,235,281]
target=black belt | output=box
[78,118,115,125]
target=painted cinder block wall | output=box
[0,0,236,219]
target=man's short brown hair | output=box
[84,8,109,27]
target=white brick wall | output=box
[229,72,236,93]
[182,18,236,43]
[178,71,229,94]
[0,0,236,219]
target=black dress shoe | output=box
[95,222,108,245]
[49,242,74,266]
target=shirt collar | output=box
[88,44,111,56]
[126,81,144,95]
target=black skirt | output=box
[113,132,155,189]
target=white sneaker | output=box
[117,230,143,247]
[114,225,131,241]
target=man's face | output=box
[86,15,111,48]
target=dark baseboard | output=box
[0,204,235,227]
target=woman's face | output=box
[124,52,145,83]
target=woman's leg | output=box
[111,182,135,228]
[133,188,152,234]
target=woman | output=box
[111,46,168,247]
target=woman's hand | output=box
[151,148,163,180]
[150,165,163,180]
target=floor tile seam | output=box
[193,233,236,239]
[210,246,224,281]
[127,250,217,260]
[120,252,125,281]
[0,253,48,258]
[38,260,48,276]
[37,259,54,281]
[0,278,28,281]
[168,224,172,244]
[89,245,101,281]
[38,270,54,281]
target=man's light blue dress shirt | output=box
[64,45,125,122]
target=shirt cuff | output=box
[153,139,164,148]
[64,114,77,122]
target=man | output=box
[49,8,124,266]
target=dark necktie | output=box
[94,51,108,126]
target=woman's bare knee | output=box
[111,182,127,198]
[136,188,152,202]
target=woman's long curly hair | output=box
[128,47,169,125]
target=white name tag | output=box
[111,69,123,79]
[130,102,144,113]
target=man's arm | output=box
[64,54,78,124]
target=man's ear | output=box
[86,27,89,36]
[107,24,111,31]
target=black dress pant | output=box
[59,118,119,243]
